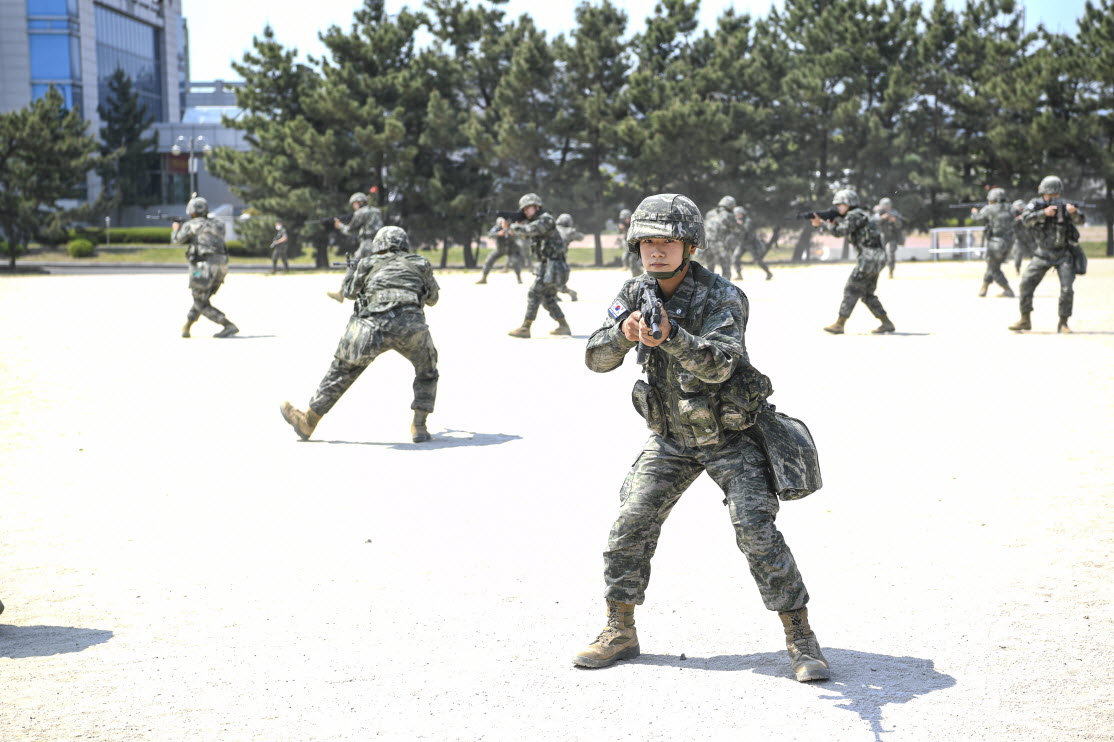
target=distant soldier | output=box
[327,192,385,303]
[815,188,895,334]
[1009,176,1086,334]
[732,205,773,281]
[270,219,290,273]
[1010,199,1036,275]
[507,193,571,338]
[477,216,525,285]
[172,196,239,339]
[618,208,641,276]
[703,195,739,279]
[871,197,904,279]
[281,226,440,443]
[969,188,1015,298]
[554,213,582,301]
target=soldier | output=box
[871,197,904,279]
[507,193,571,338]
[703,195,739,279]
[1010,199,1036,275]
[574,193,829,683]
[280,226,440,443]
[554,213,582,301]
[477,216,525,285]
[1009,176,1086,334]
[326,192,385,303]
[618,208,642,276]
[815,188,895,334]
[732,205,773,281]
[270,219,290,273]
[969,188,1015,298]
[172,196,239,339]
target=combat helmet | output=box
[518,192,544,211]
[878,197,893,209]
[371,226,410,253]
[733,206,747,217]
[186,195,208,217]
[627,193,704,279]
[987,188,1007,203]
[619,208,632,221]
[1037,176,1063,196]
[556,213,574,227]
[349,192,369,205]
[1011,199,1025,212]
[718,195,737,211]
[832,188,859,207]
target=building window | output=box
[95,5,165,122]
[27,0,77,14]
[27,0,82,113]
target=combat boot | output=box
[823,317,847,335]
[280,402,321,441]
[567,289,578,301]
[573,600,640,668]
[888,267,894,279]
[214,322,239,338]
[476,275,488,285]
[411,410,431,443]
[550,318,572,336]
[508,320,532,339]
[765,271,773,281]
[1008,312,1032,332]
[326,290,344,303]
[999,287,1015,298]
[871,315,896,334]
[978,281,989,297]
[778,607,830,682]
[181,319,195,338]
[1058,316,1072,334]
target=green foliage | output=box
[97,69,158,213]
[70,226,171,244]
[67,238,95,257]
[233,215,283,255]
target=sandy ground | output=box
[1,257,1111,742]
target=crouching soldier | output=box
[575,193,829,683]
[281,226,440,443]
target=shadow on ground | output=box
[635,648,955,742]
[319,429,522,451]
[0,625,114,659]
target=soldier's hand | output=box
[333,218,343,228]
[640,307,671,347]
[810,216,822,228]
[622,311,643,343]
[171,221,180,231]
[1066,203,1077,214]
[1044,205,1058,217]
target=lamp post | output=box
[170,135,212,196]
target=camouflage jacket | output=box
[822,208,884,252]
[871,209,904,244]
[338,205,385,258]
[172,216,228,263]
[587,261,770,449]
[729,216,758,253]
[703,206,737,253]
[1021,198,1085,255]
[343,250,439,317]
[514,211,563,261]
[557,225,584,257]
[971,203,1015,248]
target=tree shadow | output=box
[0,625,114,659]
[635,648,955,742]
[318,429,522,451]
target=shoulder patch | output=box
[608,297,629,320]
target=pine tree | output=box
[1077,0,1114,254]
[97,68,157,215]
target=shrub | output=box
[69,226,172,244]
[67,238,96,258]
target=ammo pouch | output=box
[335,315,379,364]
[718,364,773,432]
[746,407,823,501]
[631,380,666,436]
[1070,244,1088,276]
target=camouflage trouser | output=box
[1012,235,1035,272]
[271,244,289,271]
[735,245,771,278]
[187,272,227,324]
[838,250,888,319]
[603,432,809,612]
[482,243,524,278]
[1019,252,1075,317]
[524,263,565,322]
[983,241,1012,290]
[884,240,899,274]
[622,252,643,277]
[309,313,439,415]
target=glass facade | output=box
[27,0,83,116]
[95,4,165,122]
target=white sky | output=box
[182,0,1088,82]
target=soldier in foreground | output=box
[618,208,641,276]
[703,195,739,279]
[871,197,904,279]
[507,193,571,338]
[574,193,829,683]
[732,205,773,281]
[1009,176,1086,334]
[815,189,895,335]
[969,189,1015,298]
[477,216,525,285]
[270,219,290,273]
[281,227,440,443]
[172,196,239,339]
[554,213,582,301]
[326,192,385,303]
[1011,199,1036,275]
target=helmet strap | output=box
[645,247,693,280]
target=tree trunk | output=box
[462,237,475,268]
[792,227,811,263]
[1106,180,1113,257]
[440,241,449,269]
[594,232,603,267]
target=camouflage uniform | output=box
[480,218,526,283]
[172,205,236,336]
[703,197,738,279]
[270,222,289,272]
[870,201,904,277]
[618,210,641,276]
[337,204,386,260]
[555,214,582,301]
[1017,196,1085,321]
[307,227,440,418]
[821,207,890,323]
[1011,200,1036,274]
[516,211,567,324]
[731,207,772,280]
[971,196,1015,296]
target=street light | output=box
[170,135,213,196]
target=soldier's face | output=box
[639,238,689,273]
[524,205,539,219]
[837,204,850,215]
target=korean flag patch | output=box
[608,297,628,320]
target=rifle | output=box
[635,283,663,366]
[948,202,987,209]
[313,214,353,229]
[146,211,188,223]
[791,208,844,222]
[477,209,525,223]
[329,251,356,269]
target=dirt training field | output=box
[1,258,1111,741]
